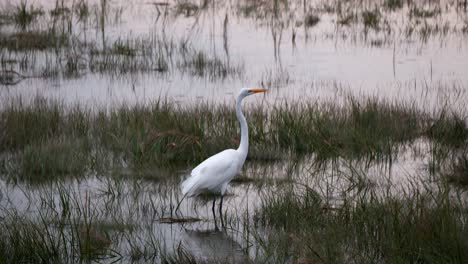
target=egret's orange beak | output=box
[250,88,267,93]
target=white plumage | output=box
[180,88,267,201]
[181,149,240,196]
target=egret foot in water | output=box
[211,195,226,231]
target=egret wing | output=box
[181,149,239,196]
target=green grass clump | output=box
[254,187,468,263]
[463,20,468,34]
[445,155,468,187]
[88,37,172,74]
[160,246,199,264]
[304,13,320,27]
[74,0,89,22]
[255,188,322,228]
[13,0,44,30]
[95,103,187,166]
[112,39,136,56]
[271,98,421,161]
[94,102,241,168]
[410,6,441,18]
[385,0,404,10]
[49,7,71,18]
[18,137,91,180]
[0,98,89,151]
[0,218,63,263]
[174,2,199,17]
[178,50,243,80]
[0,98,63,151]
[426,111,468,148]
[337,13,356,26]
[0,197,136,263]
[362,10,380,29]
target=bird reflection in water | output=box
[180,226,248,262]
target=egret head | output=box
[239,87,268,97]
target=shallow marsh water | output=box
[0,0,467,107]
[0,0,467,263]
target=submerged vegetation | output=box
[0,0,243,79]
[0,0,466,80]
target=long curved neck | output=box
[236,94,248,158]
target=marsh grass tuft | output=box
[18,137,91,180]
[385,0,404,10]
[446,155,468,187]
[13,0,44,30]
[337,13,356,26]
[304,13,320,27]
[362,9,380,29]
[87,37,240,76]
[174,2,199,17]
[75,0,89,22]
[238,2,262,18]
[410,6,441,19]
[0,217,63,263]
[88,37,169,74]
[160,245,199,264]
[255,188,322,228]
[0,187,140,263]
[50,6,71,18]
[179,50,243,80]
[0,98,92,151]
[463,21,468,34]
[271,98,421,161]
[111,39,136,56]
[426,111,468,148]
[254,184,468,263]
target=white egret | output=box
[178,88,267,227]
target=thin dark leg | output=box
[219,195,225,230]
[212,197,216,217]
[212,197,219,231]
[175,193,188,216]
